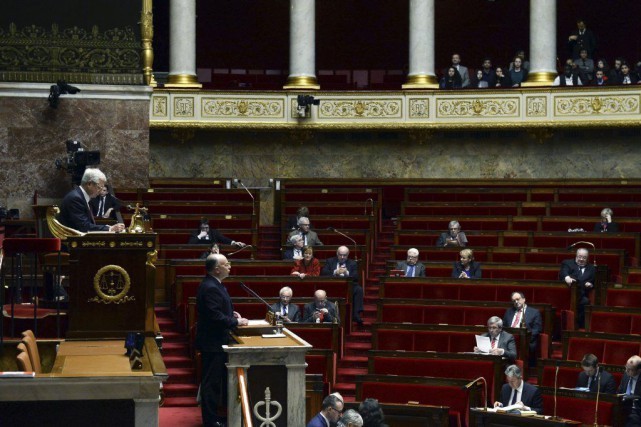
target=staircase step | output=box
[166,367,196,383]
[163,355,194,369]
[163,383,199,398]
[333,383,357,393]
[162,396,199,407]
[162,342,190,357]
[339,355,368,368]
[348,331,372,342]
[161,331,188,342]
[344,342,372,354]
[336,367,368,382]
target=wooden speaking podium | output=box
[66,233,157,338]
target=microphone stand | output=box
[594,367,601,427]
[327,227,358,261]
[239,282,276,325]
[461,377,487,411]
[552,361,561,420]
[235,179,255,217]
[227,245,254,260]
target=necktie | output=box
[491,338,496,349]
[511,309,522,328]
[511,389,518,405]
[87,203,95,224]
[587,375,593,390]
[627,377,636,395]
[283,306,287,317]
[98,197,104,217]
[301,233,307,245]
[408,265,415,277]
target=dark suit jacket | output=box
[503,305,542,341]
[283,248,304,260]
[618,374,641,395]
[498,382,543,414]
[568,28,597,59]
[593,221,619,233]
[58,187,109,232]
[288,229,323,246]
[452,261,482,279]
[303,301,338,324]
[270,302,301,323]
[436,231,467,247]
[321,257,359,282]
[89,194,121,220]
[188,229,233,245]
[577,369,617,394]
[559,259,596,297]
[396,261,426,277]
[306,413,329,427]
[195,275,238,352]
[483,330,517,362]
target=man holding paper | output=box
[494,365,543,414]
[474,316,517,363]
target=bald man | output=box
[303,290,339,324]
[619,356,641,427]
[321,246,364,325]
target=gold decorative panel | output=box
[526,96,547,117]
[436,98,519,118]
[202,97,284,118]
[318,99,402,119]
[555,95,640,116]
[409,99,430,118]
[152,96,168,117]
[174,97,195,117]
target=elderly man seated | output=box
[395,248,426,277]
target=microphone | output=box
[234,179,255,216]
[327,227,358,261]
[552,359,560,420]
[594,366,601,427]
[239,282,276,324]
[227,244,254,260]
[461,377,487,411]
[364,198,374,216]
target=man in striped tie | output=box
[395,248,426,277]
[502,291,542,366]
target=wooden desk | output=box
[470,409,581,426]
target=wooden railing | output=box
[237,367,254,427]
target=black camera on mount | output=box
[55,140,100,185]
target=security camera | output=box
[296,95,320,118]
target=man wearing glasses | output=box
[436,220,468,247]
[395,247,426,277]
[503,291,542,366]
[58,168,125,232]
[307,394,344,427]
[288,216,323,246]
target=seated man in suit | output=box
[303,289,339,324]
[188,219,246,247]
[307,394,344,427]
[474,316,517,363]
[576,353,617,394]
[58,168,125,233]
[436,220,467,247]
[494,365,543,414]
[321,246,364,325]
[283,234,305,260]
[618,355,641,427]
[89,184,121,220]
[270,286,301,323]
[395,247,426,277]
[559,248,596,328]
[288,216,323,246]
[503,291,542,366]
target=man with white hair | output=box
[270,286,301,322]
[58,168,125,232]
[560,248,596,328]
[337,409,363,427]
[474,316,517,363]
[283,234,305,260]
[288,216,323,246]
[395,248,426,277]
[494,365,543,414]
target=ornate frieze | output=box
[409,98,430,118]
[555,95,640,116]
[526,96,547,117]
[318,99,402,119]
[436,98,519,118]
[203,98,284,118]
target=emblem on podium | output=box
[88,265,135,304]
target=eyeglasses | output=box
[329,407,343,416]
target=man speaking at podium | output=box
[58,168,125,232]
[196,254,249,427]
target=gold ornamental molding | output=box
[202,97,285,118]
[555,95,640,117]
[318,99,402,119]
[283,75,320,90]
[436,98,519,118]
[403,74,439,89]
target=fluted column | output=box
[165,0,201,88]
[524,0,557,86]
[403,0,438,89]
[284,0,320,89]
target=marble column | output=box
[523,0,557,86]
[403,0,438,88]
[284,0,320,89]
[165,0,202,88]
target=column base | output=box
[283,76,320,90]
[402,74,439,89]
[521,71,557,87]
[164,74,202,88]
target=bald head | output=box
[625,355,641,377]
[205,254,230,280]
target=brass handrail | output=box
[237,367,254,427]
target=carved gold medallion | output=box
[89,265,135,304]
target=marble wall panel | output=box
[0,97,149,217]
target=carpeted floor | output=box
[159,406,203,427]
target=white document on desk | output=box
[475,335,491,353]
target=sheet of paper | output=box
[475,335,491,353]
[246,319,270,326]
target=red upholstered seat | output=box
[566,338,605,362]
[602,341,639,365]
[541,395,614,426]
[589,312,632,334]
[606,289,641,308]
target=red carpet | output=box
[159,405,202,426]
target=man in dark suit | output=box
[321,246,364,325]
[560,248,596,328]
[188,219,246,247]
[494,365,543,414]
[567,18,597,60]
[618,356,641,427]
[503,291,542,366]
[395,247,426,277]
[58,168,125,233]
[288,216,323,246]
[307,394,344,427]
[270,286,301,323]
[474,316,517,363]
[576,354,617,394]
[303,289,339,324]
[283,234,305,260]
[196,254,249,427]
[89,184,121,220]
